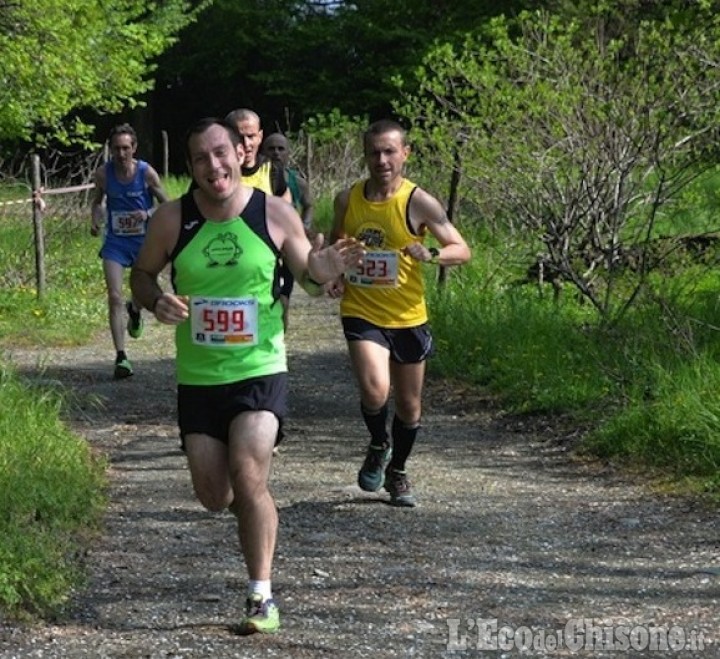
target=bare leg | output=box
[102,259,127,353]
[227,411,278,581]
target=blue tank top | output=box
[105,160,153,238]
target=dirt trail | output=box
[0,290,717,658]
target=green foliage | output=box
[396,8,720,323]
[298,111,367,199]
[0,0,208,144]
[302,109,365,144]
[0,213,106,346]
[153,0,534,133]
[426,216,720,494]
[0,366,107,616]
[657,165,720,236]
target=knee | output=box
[230,471,267,503]
[394,401,422,426]
[107,289,124,307]
[360,380,389,409]
[196,489,233,512]
[192,477,234,512]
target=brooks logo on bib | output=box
[190,296,258,346]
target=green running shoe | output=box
[126,301,144,339]
[357,442,392,492]
[235,594,280,635]
[384,468,417,507]
[113,358,133,380]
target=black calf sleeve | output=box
[390,414,420,471]
[361,403,389,447]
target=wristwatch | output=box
[428,247,440,263]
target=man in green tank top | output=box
[130,117,364,635]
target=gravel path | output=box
[1,289,718,658]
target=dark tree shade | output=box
[151,0,542,170]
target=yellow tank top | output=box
[340,178,428,327]
[242,161,273,194]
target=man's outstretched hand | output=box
[307,233,364,283]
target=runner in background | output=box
[225,109,296,331]
[90,123,169,379]
[329,119,471,507]
[262,132,314,237]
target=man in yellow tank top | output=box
[329,119,471,507]
[225,108,295,330]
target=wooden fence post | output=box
[304,132,312,187]
[31,154,46,299]
[162,130,169,179]
[438,127,468,287]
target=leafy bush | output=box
[425,219,720,495]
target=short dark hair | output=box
[225,108,261,127]
[363,119,407,153]
[183,117,240,162]
[108,123,137,146]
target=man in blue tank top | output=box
[90,123,169,379]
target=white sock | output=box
[248,579,272,601]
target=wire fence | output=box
[0,128,459,297]
[0,151,102,297]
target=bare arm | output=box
[329,188,350,243]
[90,167,106,236]
[267,195,364,296]
[405,187,471,266]
[145,165,171,210]
[130,199,188,324]
[297,175,314,231]
[324,188,353,298]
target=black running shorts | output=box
[177,372,288,449]
[341,316,434,364]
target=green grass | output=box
[0,216,107,346]
[0,182,31,203]
[0,174,192,619]
[426,222,720,497]
[584,359,720,493]
[427,248,611,411]
[0,365,106,617]
[0,198,112,619]
[312,195,335,235]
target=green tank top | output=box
[171,190,286,385]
